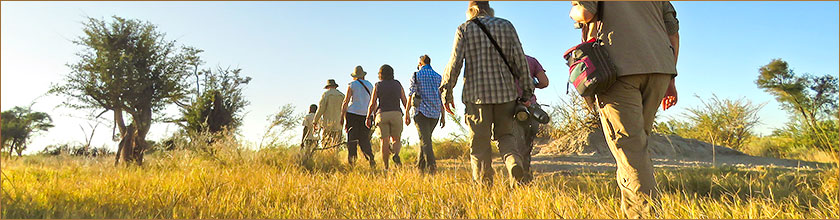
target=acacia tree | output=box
[181,66,251,134]
[756,59,839,151]
[51,16,192,165]
[0,106,54,157]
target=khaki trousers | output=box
[596,73,670,219]
[465,101,524,186]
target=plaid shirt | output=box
[409,65,443,118]
[441,16,534,105]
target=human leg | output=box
[465,103,494,184]
[492,101,525,186]
[596,74,665,218]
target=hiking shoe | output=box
[392,155,402,165]
[510,164,525,182]
[369,160,376,169]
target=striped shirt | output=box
[409,65,442,118]
[441,16,535,105]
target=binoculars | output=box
[514,104,550,124]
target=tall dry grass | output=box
[2,145,837,218]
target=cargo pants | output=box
[465,101,525,186]
[596,73,671,219]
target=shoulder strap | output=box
[469,18,518,80]
[595,1,605,39]
[356,79,371,95]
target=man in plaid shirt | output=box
[440,1,535,186]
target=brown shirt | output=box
[578,1,679,77]
[375,80,403,113]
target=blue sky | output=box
[2,1,838,154]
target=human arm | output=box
[314,93,327,129]
[340,86,352,128]
[662,1,679,110]
[366,84,379,128]
[399,83,408,112]
[441,25,466,115]
[439,99,446,128]
[404,88,412,126]
[532,58,549,88]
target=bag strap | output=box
[356,79,371,95]
[580,1,605,42]
[412,72,422,99]
[469,18,519,81]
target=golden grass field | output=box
[1,145,838,219]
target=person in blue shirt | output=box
[404,55,445,173]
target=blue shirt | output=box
[409,65,443,118]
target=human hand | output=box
[440,116,446,128]
[444,101,456,115]
[404,115,411,126]
[662,78,678,110]
[365,118,372,128]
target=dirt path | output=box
[529,153,831,175]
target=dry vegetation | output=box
[2,136,837,218]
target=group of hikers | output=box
[301,1,679,218]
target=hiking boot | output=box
[392,155,402,165]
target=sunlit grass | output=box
[1,149,837,219]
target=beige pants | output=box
[596,73,670,219]
[376,111,404,138]
[464,101,523,186]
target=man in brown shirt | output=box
[570,1,679,218]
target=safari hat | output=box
[324,79,339,89]
[350,65,367,78]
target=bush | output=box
[433,139,469,160]
[39,143,112,157]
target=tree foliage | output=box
[1,106,54,157]
[756,59,839,152]
[181,66,251,134]
[656,95,763,151]
[50,16,193,165]
[259,104,302,149]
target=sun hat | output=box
[324,79,339,89]
[351,65,367,78]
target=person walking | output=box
[301,104,319,147]
[514,54,549,183]
[404,55,445,174]
[569,1,680,218]
[340,66,376,168]
[314,79,346,149]
[366,64,408,171]
[440,1,535,187]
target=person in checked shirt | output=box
[404,55,445,174]
[440,1,535,187]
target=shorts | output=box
[376,111,403,138]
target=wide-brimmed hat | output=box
[350,66,367,78]
[324,79,339,89]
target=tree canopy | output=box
[50,16,194,165]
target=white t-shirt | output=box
[346,79,373,116]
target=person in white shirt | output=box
[340,66,376,168]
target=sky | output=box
[2,1,838,154]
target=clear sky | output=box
[2,1,838,154]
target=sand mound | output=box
[536,130,744,159]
